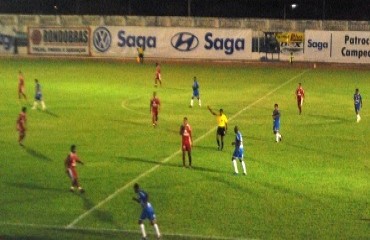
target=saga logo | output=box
[307,39,329,51]
[171,32,199,52]
[118,31,156,48]
[205,32,245,55]
[93,27,112,52]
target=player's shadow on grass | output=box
[306,113,352,124]
[43,109,59,118]
[119,156,224,173]
[6,181,63,193]
[79,194,119,228]
[25,146,53,161]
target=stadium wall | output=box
[1,14,370,64]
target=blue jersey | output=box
[35,82,42,100]
[272,109,280,131]
[233,131,244,159]
[354,93,362,105]
[137,190,156,221]
[192,80,199,97]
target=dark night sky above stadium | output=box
[0,0,369,21]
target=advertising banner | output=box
[28,27,91,56]
[305,30,370,64]
[0,25,15,54]
[90,26,252,60]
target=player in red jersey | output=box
[150,91,161,127]
[16,106,27,146]
[18,71,27,101]
[154,63,162,87]
[180,117,193,168]
[64,145,85,193]
[295,83,305,114]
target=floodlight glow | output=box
[291,4,298,9]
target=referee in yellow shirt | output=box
[208,106,228,150]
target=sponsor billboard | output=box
[305,30,370,64]
[28,27,91,56]
[91,26,252,60]
[0,25,15,54]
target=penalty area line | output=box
[66,69,309,229]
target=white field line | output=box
[0,222,255,240]
[67,70,309,230]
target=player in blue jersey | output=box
[354,88,362,123]
[272,103,282,142]
[32,79,46,110]
[231,126,247,175]
[190,76,201,107]
[133,183,161,240]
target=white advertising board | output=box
[90,26,252,60]
[28,27,91,56]
[305,30,370,64]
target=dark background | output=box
[0,0,369,21]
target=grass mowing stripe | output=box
[66,69,310,230]
[0,222,255,240]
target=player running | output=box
[272,103,282,142]
[354,88,363,123]
[231,126,247,175]
[150,91,161,127]
[154,63,162,87]
[32,79,46,110]
[295,83,305,114]
[207,106,228,150]
[64,145,85,193]
[16,106,27,146]
[180,117,193,168]
[18,70,27,101]
[132,183,161,240]
[190,76,201,107]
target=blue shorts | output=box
[355,103,361,112]
[140,203,156,221]
[35,93,42,101]
[273,120,280,132]
[232,148,244,160]
[192,91,199,98]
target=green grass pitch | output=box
[0,58,369,240]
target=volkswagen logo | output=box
[93,27,112,52]
[171,32,199,52]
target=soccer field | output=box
[0,58,369,240]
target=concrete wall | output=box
[1,14,369,32]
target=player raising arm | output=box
[208,106,228,150]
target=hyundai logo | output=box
[93,27,112,52]
[171,32,199,52]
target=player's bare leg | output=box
[18,132,25,147]
[188,151,192,168]
[182,151,186,167]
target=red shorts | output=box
[155,73,161,80]
[182,142,191,151]
[67,167,78,180]
[17,125,25,133]
[297,97,303,106]
[18,86,25,93]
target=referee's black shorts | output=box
[217,126,226,136]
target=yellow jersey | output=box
[216,114,228,127]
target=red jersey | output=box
[296,87,305,99]
[17,112,26,130]
[66,152,80,168]
[18,75,24,86]
[150,97,160,112]
[182,123,192,144]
